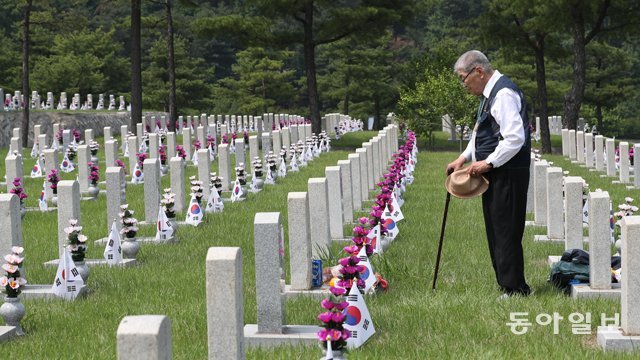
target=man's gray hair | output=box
[454,50,493,73]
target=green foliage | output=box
[211,47,297,114]
[397,66,476,148]
[142,36,214,113]
[30,28,128,96]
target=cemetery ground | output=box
[1,131,638,359]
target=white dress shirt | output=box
[461,70,526,168]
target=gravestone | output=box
[249,136,259,173]
[4,152,23,192]
[117,315,172,360]
[363,142,374,190]
[619,142,630,184]
[197,126,206,148]
[371,138,381,182]
[545,167,564,240]
[561,129,569,157]
[290,125,299,144]
[143,158,161,225]
[104,126,112,141]
[337,160,353,224]
[597,216,640,350]
[105,140,118,168]
[0,194,23,258]
[106,166,125,232]
[148,133,159,161]
[234,139,245,168]
[348,154,362,211]
[533,160,548,226]
[297,125,305,143]
[218,144,231,191]
[84,129,94,144]
[77,145,90,193]
[281,127,290,156]
[120,125,128,153]
[606,138,616,177]
[182,127,192,162]
[10,137,20,155]
[272,130,281,161]
[355,149,369,201]
[197,150,211,202]
[564,176,584,250]
[287,192,313,290]
[244,212,319,347]
[308,178,331,257]
[261,133,272,162]
[576,131,585,163]
[206,247,244,359]
[57,180,80,257]
[526,153,535,214]
[169,157,185,214]
[589,191,612,290]
[166,132,176,160]
[585,133,594,168]
[325,166,344,239]
[595,135,604,172]
[127,137,138,176]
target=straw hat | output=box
[445,168,489,199]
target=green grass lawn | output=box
[2,131,639,359]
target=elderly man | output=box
[446,50,532,299]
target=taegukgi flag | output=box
[104,220,123,265]
[51,248,85,300]
[343,283,375,349]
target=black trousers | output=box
[482,166,531,295]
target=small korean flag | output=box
[290,155,299,172]
[191,150,198,166]
[208,144,216,161]
[387,193,404,222]
[132,163,144,184]
[155,205,174,241]
[51,248,85,300]
[264,168,275,185]
[60,153,75,173]
[277,158,287,177]
[343,283,375,349]
[205,187,224,213]
[381,204,399,240]
[123,140,129,157]
[357,246,376,293]
[39,180,48,211]
[104,221,123,265]
[138,140,148,154]
[30,141,39,158]
[367,224,382,254]
[31,157,43,178]
[230,179,244,203]
[185,194,203,226]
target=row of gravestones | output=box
[113,125,399,359]
[0,116,370,343]
[528,147,640,351]
[1,89,126,111]
[561,129,639,189]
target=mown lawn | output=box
[1,130,638,359]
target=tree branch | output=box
[513,16,538,50]
[585,0,611,44]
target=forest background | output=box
[0,0,638,152]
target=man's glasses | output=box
[460,67,477,83]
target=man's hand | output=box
[445,156,466,176]
[465,160,492,176]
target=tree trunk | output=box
[563,4,586,131]
[130,0,143,133]
[595,104,603,133]
[342,69,350,115]
[21,0,32,148]
[304,1,321,135]
[166,0,177,132]
[533,37,551,154]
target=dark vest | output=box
[475,75,530,169]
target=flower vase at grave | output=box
[87,183,99,200]
[160,165,168,176]
[90,152,98,164]
[75,260,90,282]
[121,237,140,259]
[168,217,177,231]
[0,296,25,336]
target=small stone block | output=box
[243,324,322,348]
[571,283,621,300]
[597,326,640,352]
[0,326,17,343]
[117,315,172,360]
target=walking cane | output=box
[432,169,453,291]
